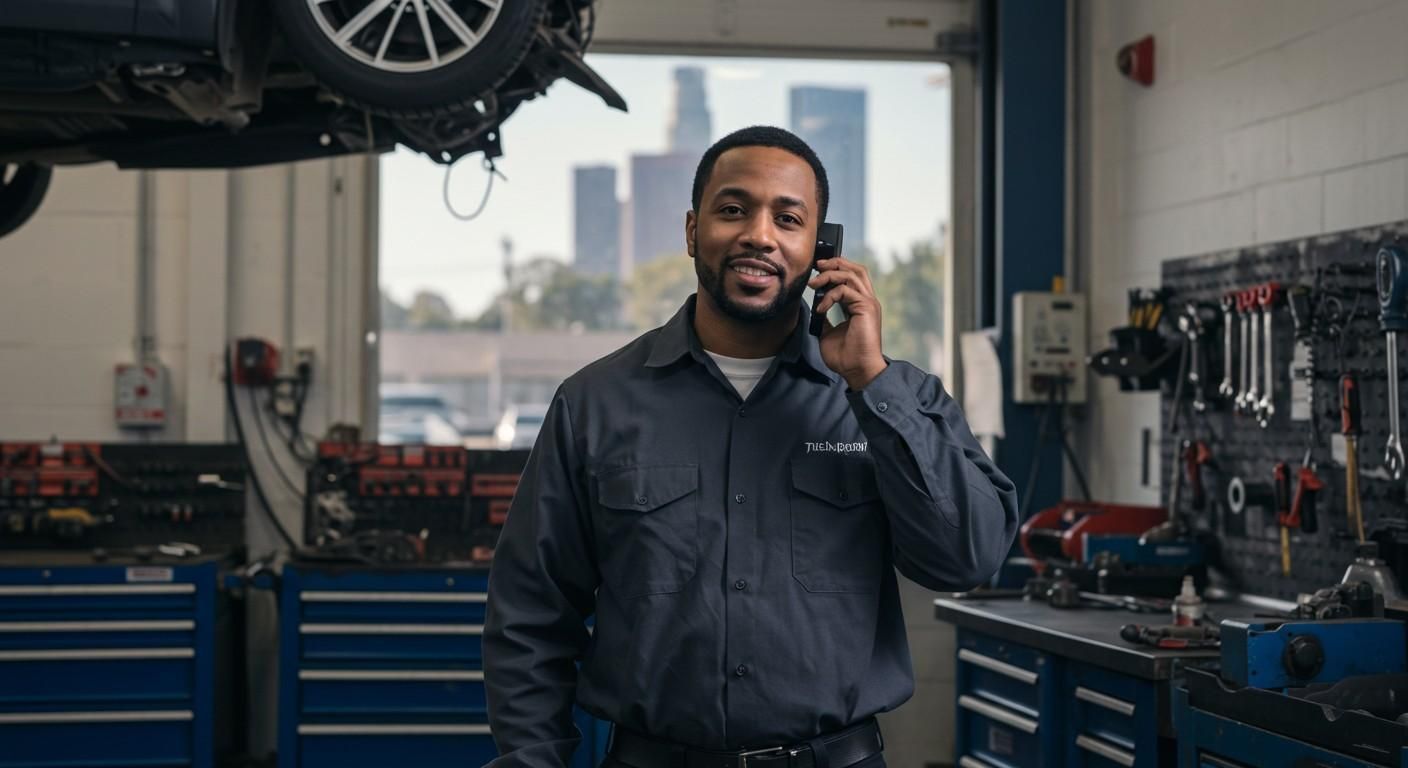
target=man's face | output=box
[687,146,818,323]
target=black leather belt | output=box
[608,719,884,768]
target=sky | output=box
[379,53,951,318]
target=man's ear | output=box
[685,210,696,258]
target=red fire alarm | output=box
[1117,35,1155,87]
[233,337,280,387]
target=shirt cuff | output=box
[845,361,920,436]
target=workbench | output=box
[935,595,1224,768]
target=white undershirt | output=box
[704,351,775,400]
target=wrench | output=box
[1235,291,1253,413]
[1245,290,1262,417]
[1218,293,1236,400]
[1180,304,1207,413]
[1257,283,1278,428]
[1378,246,1408,480]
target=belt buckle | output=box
[735,746,793,768]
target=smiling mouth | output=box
[731,264,776,278]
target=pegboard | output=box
[1159,222,1408,601]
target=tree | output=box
[407,290,457,330]
[466,256,623,332]
[625,255,697,330]
[873,240,945,368]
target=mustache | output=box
[724,252,784,274]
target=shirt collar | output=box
[644,295,839,383]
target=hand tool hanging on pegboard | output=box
[1256,282,1281,429]
[1341,372,1366,543]
[1235,288,1257,416]
[1377,245,1408,484]
[1219,291,1238,405]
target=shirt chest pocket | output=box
[594,464,700,599]
[790,457,886,593]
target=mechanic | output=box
[483,126,1020,768]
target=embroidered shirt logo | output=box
[804,441,868,454]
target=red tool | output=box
[1341,373,1365,542]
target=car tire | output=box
[273,0,547,118]
[0,163,52,239]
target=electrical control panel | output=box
[114,363,170,429]
[1012,291,1088,404]
[305,442,528,564]
[0,442,246,555]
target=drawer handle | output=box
[300,623,483,635]
[957,649,1038,685]
[0,710,193,725]
[958,756,999,768]
[957,695,1038,735]
[0,584,194,596]
[300,669,485,681]
[299,724,492,736]
[1075,734,1135,767]
[1075,685,1136,716]
[301,591,487,604]
[0,620,194,633]
[0,648,195,661]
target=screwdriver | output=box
[1341,373,1365,543]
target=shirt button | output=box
[735,664,749,677]
[738,406,747,417]
[635,495,648,505]
[838,490,848,501]
[734,493,746,504]
[734,579,747,590]
[877,402,889,413]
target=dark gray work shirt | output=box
[484,296,1019,768]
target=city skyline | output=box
[380,55,952,318]
[791,86,867,254]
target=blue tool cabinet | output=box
[0,557,226,768]
[277,563,606,768]
[953,629,1162,768]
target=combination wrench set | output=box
[1150,223,1408,600]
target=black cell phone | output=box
[809,222,845,336]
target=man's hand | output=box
[809,256,887,390]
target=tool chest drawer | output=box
[278,564,606,768]
[1064,662,1159,767]
[0,713,195,767]
[297,724,499,768]
[955,630,1062,768]
[956,632,1046,715]
[0,559,224,768]
[298,668,488,716]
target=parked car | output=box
[380,383,474,434]
[494,402,547,449]
[379,410,463,445]
[0,0,625,237]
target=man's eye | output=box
[778,214,801,226]
[720,205,744,215]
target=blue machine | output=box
[1083,534,1204,569]
[1176,615,1408,767]
[0,557,229,768]
[275,563,607,768]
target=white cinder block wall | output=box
[0,157,378,754]
[1076,0,1408,503]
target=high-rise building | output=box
[790,86,867,253]
[629,153,695,267]
[668,66,712,154]
[572,165,620,277]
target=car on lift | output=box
[0,0,625,237]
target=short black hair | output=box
[691,125,829,223]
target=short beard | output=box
[694,235,810,323]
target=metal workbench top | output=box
[934,595,1228,680]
